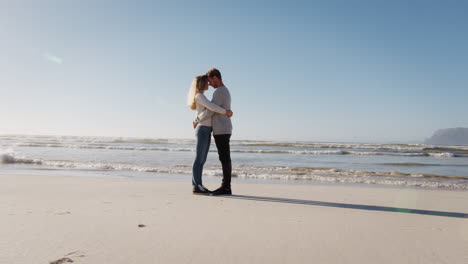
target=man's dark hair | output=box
[206,68,222,80]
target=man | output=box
[194,68,233,196]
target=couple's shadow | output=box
[222,194,468,219]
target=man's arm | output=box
[194,89,224,124]
[194,108,215,124]
[194,107,232,126]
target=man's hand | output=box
[225,110,233,117]
[193,121,198,129]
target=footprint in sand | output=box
[49,257,73,264]
[55,212,71,215]
[50,251,85,264]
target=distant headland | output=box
[425,127,468,146]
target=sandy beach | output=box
[1,173,467,264]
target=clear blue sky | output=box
[0,0,467,142]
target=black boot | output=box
[210,185,232,196]
[193,185,211,195]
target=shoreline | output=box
[1,166,467,192]
[1,172,467,264]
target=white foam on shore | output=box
[2,152,467,190]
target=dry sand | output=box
[1,173,467,264]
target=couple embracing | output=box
[187,68,233,196]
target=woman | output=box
[187,75,232,195]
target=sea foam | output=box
[2,152,467,190]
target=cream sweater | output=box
[195,93,227,127]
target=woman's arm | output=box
[196,94,227,114]
[194,108,214,125]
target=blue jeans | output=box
[192,125,212,186]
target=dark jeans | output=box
[213,134,232,187]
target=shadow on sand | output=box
[224,195,468,219]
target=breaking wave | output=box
[5,143,466,158]
[2,152,467,190]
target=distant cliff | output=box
[425,127,468,146]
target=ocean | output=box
[1,135,468,190]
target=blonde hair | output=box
[187,75,208,110]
